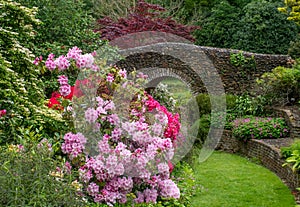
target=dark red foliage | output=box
[94,0,200,44]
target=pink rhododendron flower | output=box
[106,73,114,82]
[59,84,71,97]
[61,132,87,159]
[119,69,127,78]
[144,188,158,203]
[64,161,72,174]
[45,54,56,70]
[168,161,174,173]
[79,168,93,183]
[54,55,70,71]
[67,46,82,60]
[85,108,99,123]
[91,64,99,71]
[91,50,97,57]
[57,75,68,85]
[33,56,42,65]
[87,182,100,196]
[159,179,180,199]
[107,114,119,125]
[76,53,94,68]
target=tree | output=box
[195,0,299,54]
[15,0,103,56]
[232,0,298,54]
[95,0,199,42]
[194,1,242,48]
[0,0,68,144]
[278,0,300,25]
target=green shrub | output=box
[15,0,104,57]
[232,116,289,141]
[231,94,267,117]
[195,94,211,116]
[0,140,84,206]
[195,93,237,116]
[230,51,256,70]
[232,0,298,54]
[194,1,242,49]
[190,114,211,145]
[190,111,234,145]
[226,94,238,111]
[169,161,199,207]
[0,0,70,144]
[257,62,300,106]
[281,139,300,159]
[288,34,300,59]
[283,149,300,173]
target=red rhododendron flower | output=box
[47,87,75,110]
[145,94,180,142]
[0,109,6,118]
[47,95,63,110]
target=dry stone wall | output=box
[199,46,293,94]
[273,106,300,138]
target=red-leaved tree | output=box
[94,0,200,47]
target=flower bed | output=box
[232,116,289,141]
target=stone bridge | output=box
[115,43,293,95]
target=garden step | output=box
[273,106,300,138]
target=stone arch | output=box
[115,51,207,95]
[142,67,184,88]
[114,43,224,97]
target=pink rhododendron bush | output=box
[40,46,192,206]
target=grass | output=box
[190,151,296,207]
[160,77,192,104]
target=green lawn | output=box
[160,78,192,104]
[191,151,296,207]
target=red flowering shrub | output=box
[47,87,74,110]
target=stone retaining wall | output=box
[217,131,299,191]
[273,107,300,138]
